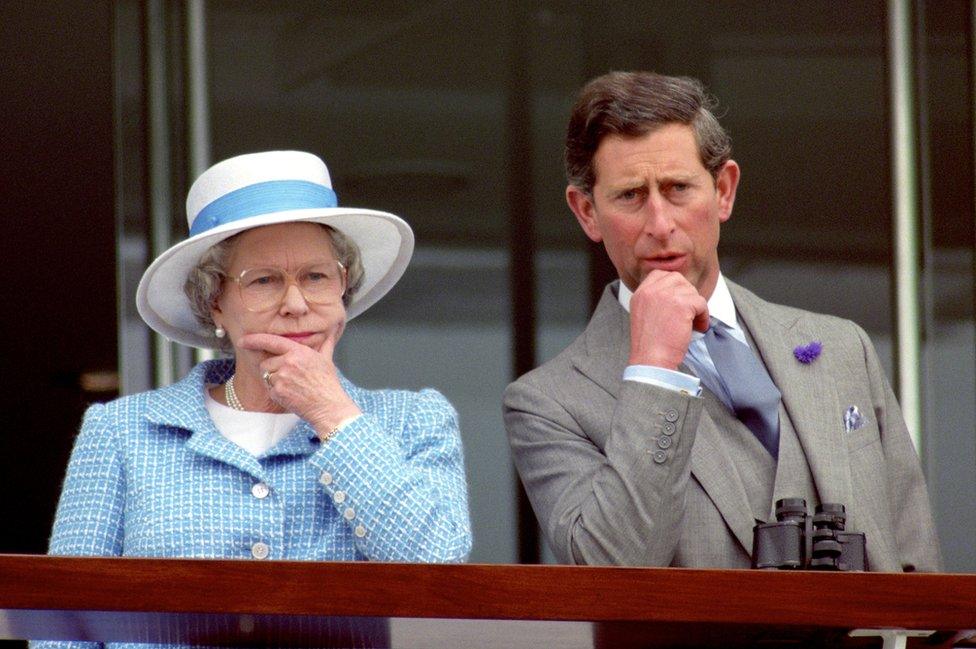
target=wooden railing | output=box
[1,554,975,647]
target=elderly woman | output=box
[42,151,471,567]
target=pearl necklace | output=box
[224,374,245,411]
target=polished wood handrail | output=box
[2,555,975,647]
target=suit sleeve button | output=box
[664,409,679,422]
[653,450,668,463]
[662,422,676,435]
[657,436,672,449]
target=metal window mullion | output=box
[186,0,215,365]
[505,0,540,565]
[888,0,923,452]
[146,0,176,387]
[112,3,131,395]
[913,0,936,474]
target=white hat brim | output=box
[136,207,413,349]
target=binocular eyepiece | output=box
[752,498,866,571]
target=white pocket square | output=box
[844,405,866,433]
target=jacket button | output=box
[657,436,672,449]
[664,409,679,422]
[652,450,668,464]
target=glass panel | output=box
[0,1,117,562]
[549,2,895,369]
[534,1,897,560]
[116,0,153,395]
[197,0,968,567]
[207,1,518,563]
[919,0,976,572]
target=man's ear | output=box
[566,185,603,243]
[715,160,740,223]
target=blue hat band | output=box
[189,180,339,237]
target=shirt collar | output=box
[617,274,739,332]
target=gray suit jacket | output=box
[504,280,943,571]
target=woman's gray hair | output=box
[184,224,364,351]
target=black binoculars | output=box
[752,498,866,571]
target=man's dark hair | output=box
[565,71,732,194]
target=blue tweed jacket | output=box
[32,359,471,648]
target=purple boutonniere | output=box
[793,341,823,364]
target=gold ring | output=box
[262,370,273,388]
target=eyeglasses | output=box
[227,260,347,312]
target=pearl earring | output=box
[215,326,226,339]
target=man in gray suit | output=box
[504,71,942,571]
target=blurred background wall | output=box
[1,1,973,594]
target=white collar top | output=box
[204,389,300,456]
[617,273,742,341]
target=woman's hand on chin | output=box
[238,331,362,432]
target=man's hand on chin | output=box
[628,270,709,369]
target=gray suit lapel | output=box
[691,392,762,553]
[729,281,854,510]
[572,285,632,399]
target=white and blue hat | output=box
[136,150,414,349]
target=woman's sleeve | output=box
[29,404,124,649]
[307,388,471,562]
[47,403,126,557]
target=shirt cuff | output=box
[623,365,702,396]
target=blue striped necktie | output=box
[702,319,782,459]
